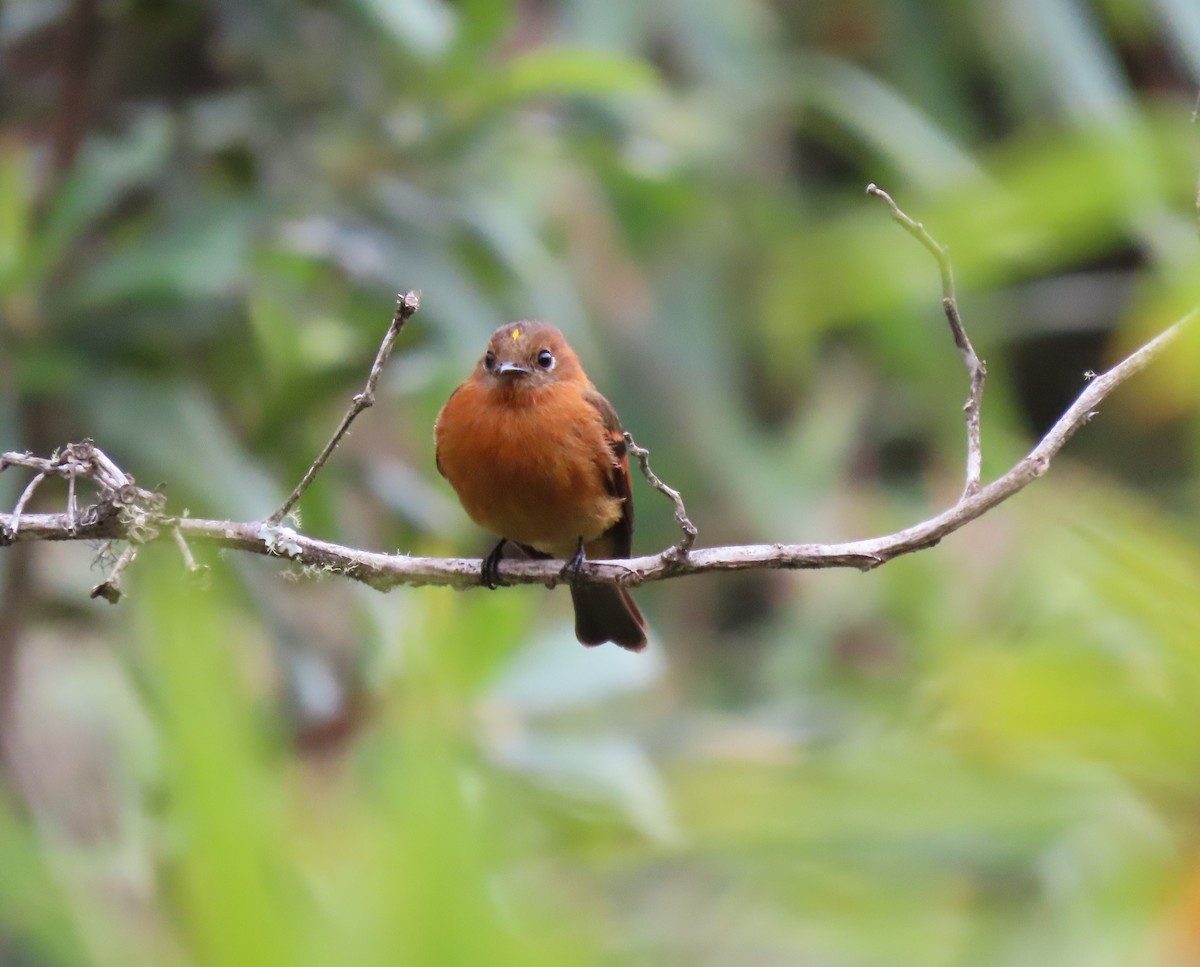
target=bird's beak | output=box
[496,362,531,376]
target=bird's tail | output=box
[571,584,647,651]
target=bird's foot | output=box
[559,538,586,586]
[481,538,508,589]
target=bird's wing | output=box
[583,387,634,557]
[433,384,463,478]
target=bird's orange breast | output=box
[435,379,623,557]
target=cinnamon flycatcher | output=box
[435,322,647,651]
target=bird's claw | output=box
[481,538,508,589]
[559,538,586,586]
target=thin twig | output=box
[66,469,77,532]
[268,291,420,525]
[172,525,206,576]
[7,472,47,538]
[624,432,697,556]
[866,183,987,497]
[89,543,138,604]
[2,308,1188,591]
[88,445,131,489]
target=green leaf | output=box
[0,144,32,296]
[138,552,301,967]
[795,54,985,190]
[0,804,89,966]
[66,202,254,311]
[357,0,457,60]
[449,0,513,61]
[491,47,660,104]
[32,112,174,286]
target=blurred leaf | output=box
[1011,0,1134,123]
[762,116,1185,359]
[357,0,457,59]
[0,803,90,966]
[247,290,307,388]
[0,0,68,43]
[31,113,175,290]
[449,0,513,61]
[139,551,301,967]
[364,456,460,532]
[10,343,84,395]
[493,733,681,844]
[933,483,1200,786]
[489,624,665,717]
[491,48,661,104]
[1153,0,1200,75]
[67,202,254,311]
[0,145,32,298]
[278,216,504,348]
[795,54,986,190]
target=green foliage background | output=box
[4,1,1200,964]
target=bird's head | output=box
[475,321,585,392]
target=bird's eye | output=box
[484,351,496,371]
[536,350,555,370]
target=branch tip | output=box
[394,290,421,321]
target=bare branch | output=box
[866,183,987,497]
[268,291,420,525]
[0,441,164,548]
[2,307,1188,591]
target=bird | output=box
[434,321,647,651]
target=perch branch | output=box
[267,290,420,525]
[867,183,987,497]
[1,307,1188,590]
[1,180,1192,598]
